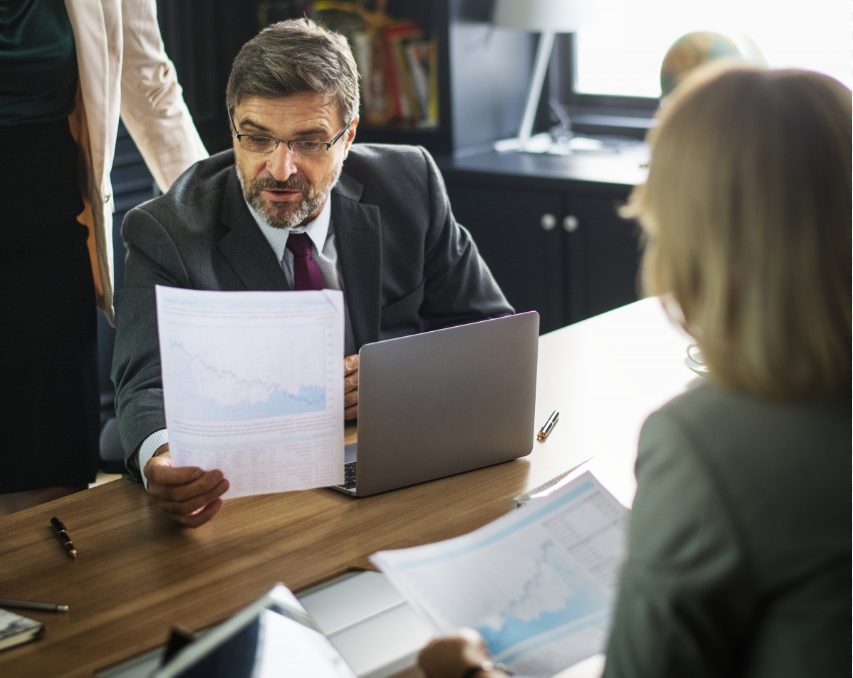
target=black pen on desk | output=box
[536,409,560,441]
[50,516,77,559]
[0,598,69,613]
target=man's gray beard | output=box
[257,192,320,230]
[237,163,342,230]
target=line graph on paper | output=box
[161,323,327,421]
[381,486,621,660]
[475,539,604,651]
[372,475,626,676]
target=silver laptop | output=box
[333,311,539,497]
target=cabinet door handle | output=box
[563,215,579,232]
[540,213,557,231]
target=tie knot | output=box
[284,232,325,291]
[286,232,313,257]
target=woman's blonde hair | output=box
[624,63,851,399]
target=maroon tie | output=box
[285,233,325,291]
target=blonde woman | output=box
[418,64,851,678]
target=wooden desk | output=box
[0,299,693,677]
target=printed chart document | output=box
[156,286,345,498]
[371,472,627,677]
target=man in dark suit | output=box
[111,19,511,527]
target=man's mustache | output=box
[252,176,309,192]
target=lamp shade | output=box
[492,0,590,32]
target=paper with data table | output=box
[156,286,345,498]
[371,472,627,678]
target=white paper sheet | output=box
[371,472,627,678]
[156,286,345,498]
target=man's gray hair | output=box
[226,18,360,125]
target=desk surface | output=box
[0,299,694,678]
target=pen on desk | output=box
[50,516,78,559]
[536,409,560,441]
[0,598,69,613]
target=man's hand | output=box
[418,628,497,678]
[143,444,229,528]
[344,354,359,420]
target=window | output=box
[572,0,851,100]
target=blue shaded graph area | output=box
[168,340,325,421]
[183,383,325,420]
[477,540,603,653]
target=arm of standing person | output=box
[118,0,207,191]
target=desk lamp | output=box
[492,0,590,152]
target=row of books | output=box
[309,4,439,127]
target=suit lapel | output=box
[333,173,381,348]
[218,169,291,291]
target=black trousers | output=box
[0,119,99,492]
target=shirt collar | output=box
[247,196,333,262]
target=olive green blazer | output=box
[604,381,850,677]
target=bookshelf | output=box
[157,0,536,155]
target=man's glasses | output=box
[230,118,352,157]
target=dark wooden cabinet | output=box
[562,193,645,324]
[440,149,647,333]
[446,184,565,331]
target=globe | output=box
[660,31,765,98]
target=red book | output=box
[382,21,422,120]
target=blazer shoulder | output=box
[640,381,850,513]
[130,150,234,226]
[345,143,430,177]
[340,143,439,207]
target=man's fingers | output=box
[344,354,359,411]
[344,390,358,409]
[344,354,359,376]
[148,464,203,487]
[149,469,225,503]
[344,372,358,393]
[173,498,224,528]
[156,477,230,516]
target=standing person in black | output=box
[0,0,206,515]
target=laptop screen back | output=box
[353,312,539,496]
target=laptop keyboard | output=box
[342,461,357,489]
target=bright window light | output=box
[574,0,852,98]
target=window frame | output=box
[545,35,658,140]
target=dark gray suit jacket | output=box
[111,144,512,479]
[604,382,850,678]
